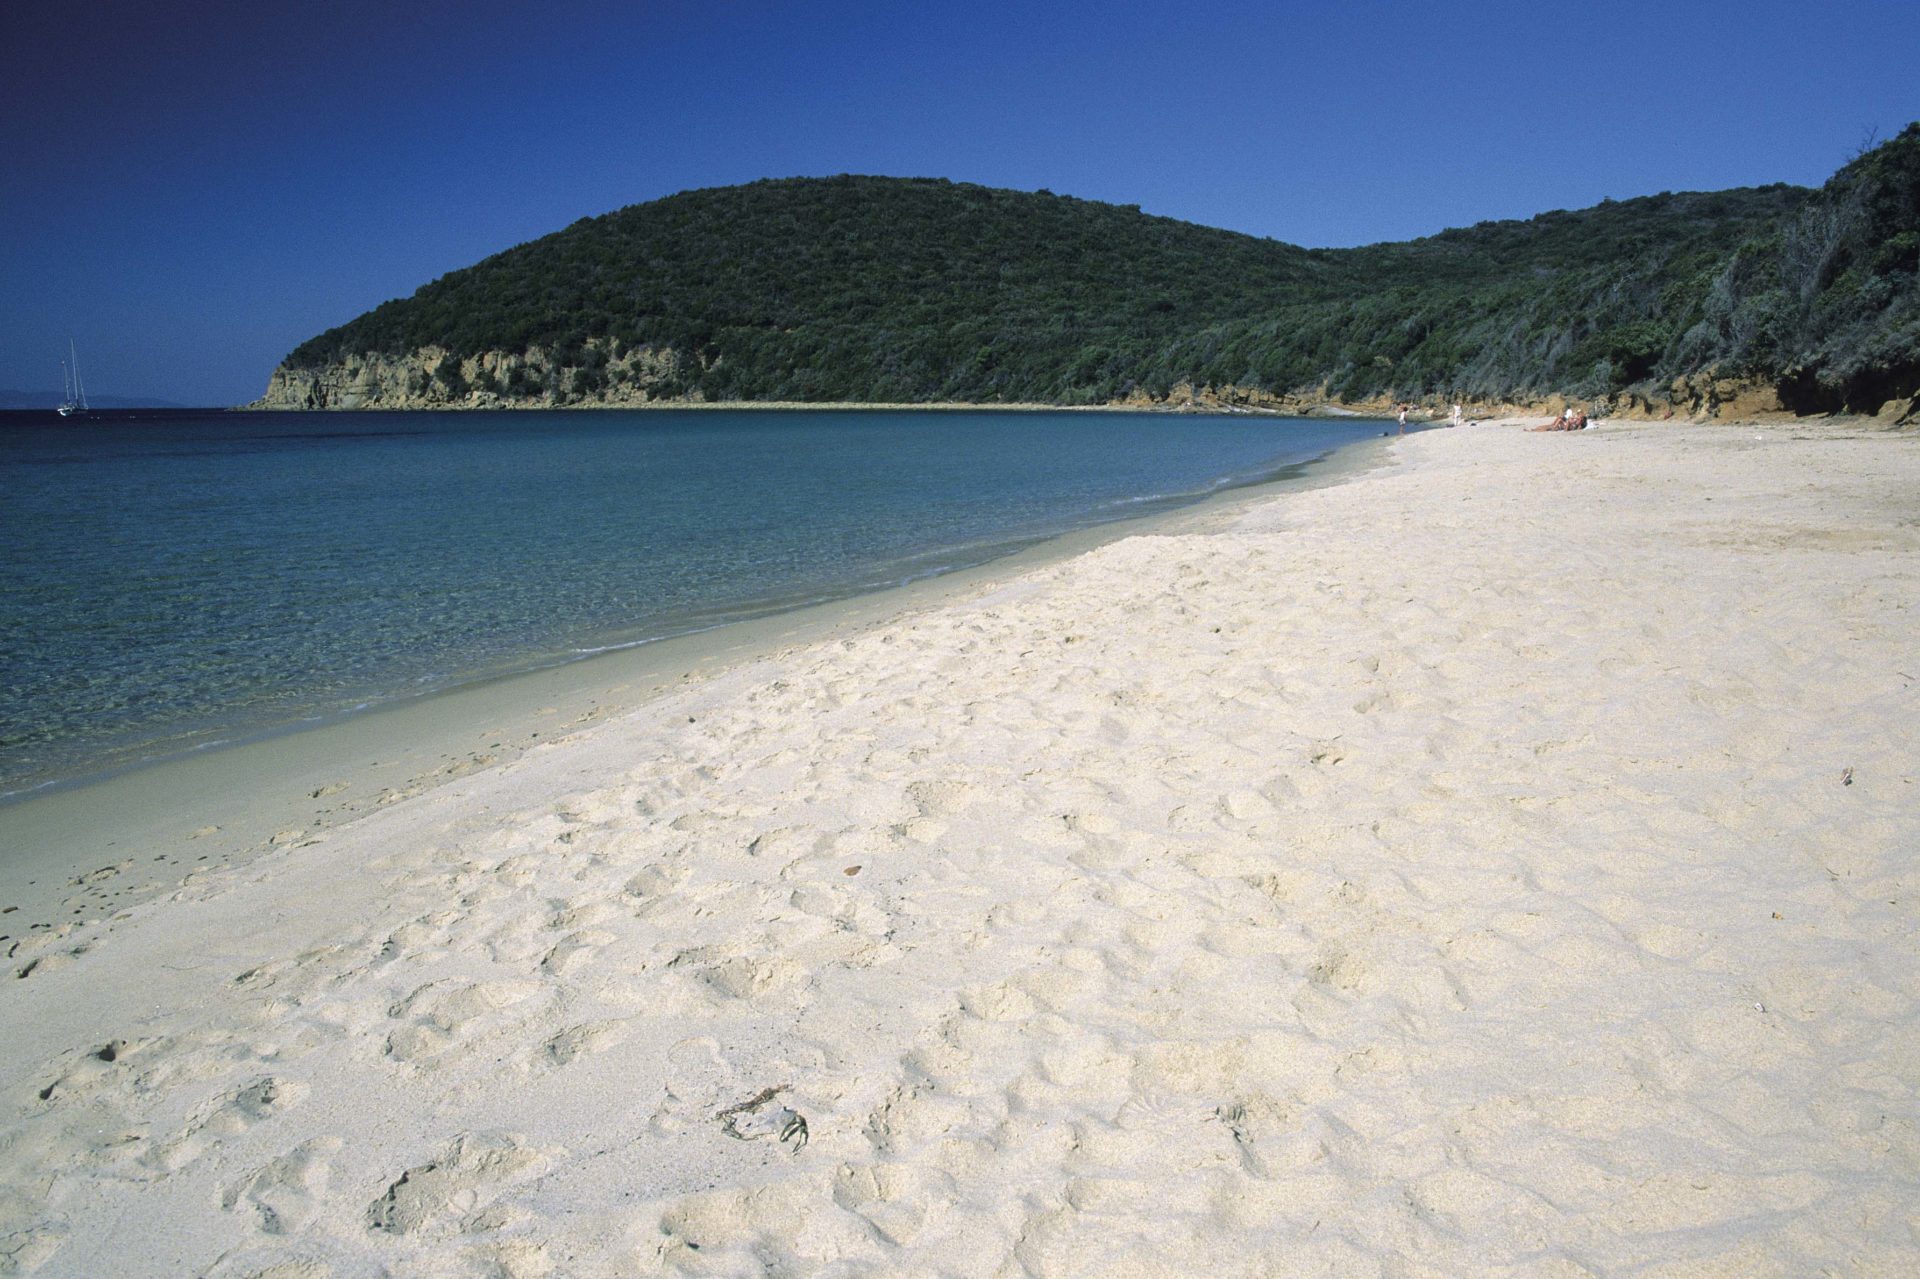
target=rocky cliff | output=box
[252,341,692,410]
[253,353,1916,423]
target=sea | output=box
[0,408,1387,798]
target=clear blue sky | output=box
[3,0,1916,405]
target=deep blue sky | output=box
[3,0,1916,405]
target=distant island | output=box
[258,124,1919,420]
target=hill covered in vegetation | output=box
[265,125,1920,416]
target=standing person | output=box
[1450,403,1463,428]
[1397,403,1408,434]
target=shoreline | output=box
[0,407,1395,802]
[233,391,1917,425]
[0,430,1398,947]
[4,415,1914,1276]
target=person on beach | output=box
[1450,403,1463,428]
[1397,404,1408,434]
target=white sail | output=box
[57,339,88,417]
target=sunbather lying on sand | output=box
[1528,410,1588,431]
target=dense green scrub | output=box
[285,125,1920,412]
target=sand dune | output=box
[2,419,1916,1277]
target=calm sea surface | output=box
[0,408,1384,795]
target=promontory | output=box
[257,125,1920,421]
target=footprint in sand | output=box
[539,928,615,978]
[832,1162,942,1246]
[623,863,689,901]
[383,978,544,1065]
[221,1135,343,1234]
[530,1019,630,1072]
[674,945,805,1003]
[146,1075,310,1171]
[365,1131,552,1236]
[35,1036,151,1103]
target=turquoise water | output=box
[0,408,1385,795]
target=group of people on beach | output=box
[1394,403,1469,433]
[1396,403,1589,432]
[1527,407,1589,431]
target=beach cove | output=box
[2,417,1916,1276]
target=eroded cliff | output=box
[253,341,693,410]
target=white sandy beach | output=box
[2,417,1917,1277]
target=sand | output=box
[2,418,1916,1277]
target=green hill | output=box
[269,124,1920,415]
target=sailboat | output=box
[57,339,89,417]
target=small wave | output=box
[0,775,65,801]
[1100,489,1191,509]
[567,633,673,657]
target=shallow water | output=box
[0,407,1383,794]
